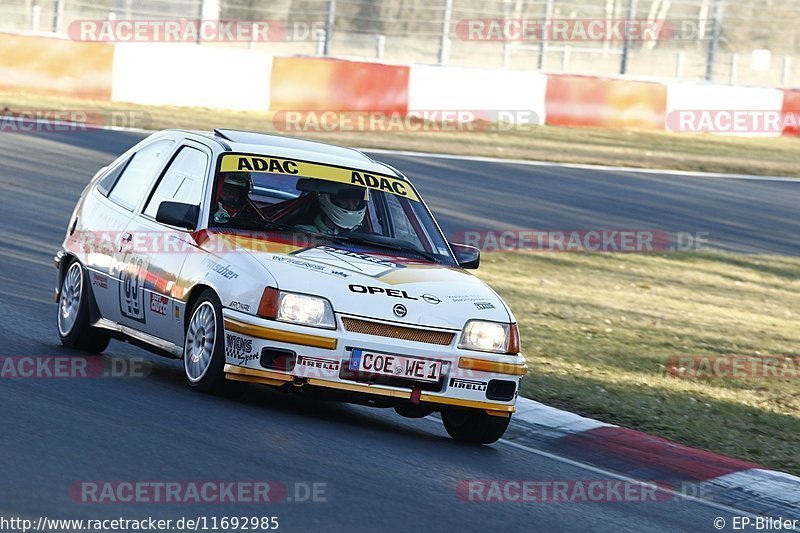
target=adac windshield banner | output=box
[219,154,420,202]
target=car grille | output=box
[342,317,455,346]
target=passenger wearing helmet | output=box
[295,184,367,235]
[213,172,252,224]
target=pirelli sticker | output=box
[220,155,419,202]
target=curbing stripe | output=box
[550,426,761,482]
[505,397,800,519]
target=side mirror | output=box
[450,242,480,269]
[156,201,199,230]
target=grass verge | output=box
[2,91,800,177]
[477,251,800,475]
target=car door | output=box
[85,139,175,325]
[118,142,211,342]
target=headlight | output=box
[458,320,519,354]
[257,287,336,329]
[276,291,336,329]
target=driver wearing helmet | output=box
[295,184,368,235]
[213,172,252,224]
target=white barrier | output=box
[665,82,785,137]
[408,65,547,125]
[111,44,272,111]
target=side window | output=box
[143,146,208,219]
[96,156,132,196]
[107,140,174,211]
[385,194,423,248]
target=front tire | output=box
[57,260,110,353]
[441,408,511,444]
[183,289,245,396]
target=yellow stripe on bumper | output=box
[224,364,294,385]
[419,393,515,413]
[458,357,528,376]
[224,318,338,350]
[307,378,515,413]
[306,378,413,400]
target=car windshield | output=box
[209,153,456,266]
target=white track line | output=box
[496,438,762,518]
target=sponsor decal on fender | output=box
[225,333,257,365]
[219,154,420,201]
[92,273,108,289]
[201,257,239,280]
[149,293,168,316]
[229,301,251,312]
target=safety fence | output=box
[3,0,800,86]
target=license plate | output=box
[349,349,443,383]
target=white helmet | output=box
[319,187,366,230]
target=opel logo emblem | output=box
[393,304,407,317]
[421,294,441,305]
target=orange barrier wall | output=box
[0,33,113,100]
[781,89,800,136]
[545,74,667,130]
[270,57,409,113]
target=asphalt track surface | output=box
[0,129,796,532]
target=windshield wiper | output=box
[324,233,441,264]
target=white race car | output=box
[55,129,527,443]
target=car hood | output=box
[209,231,512,329]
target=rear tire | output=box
[441,408,510,444]
[183,289,246,396]
[57,260,110,353]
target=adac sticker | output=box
[219,154,419,202]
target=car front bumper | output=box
[221,309,527,415]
